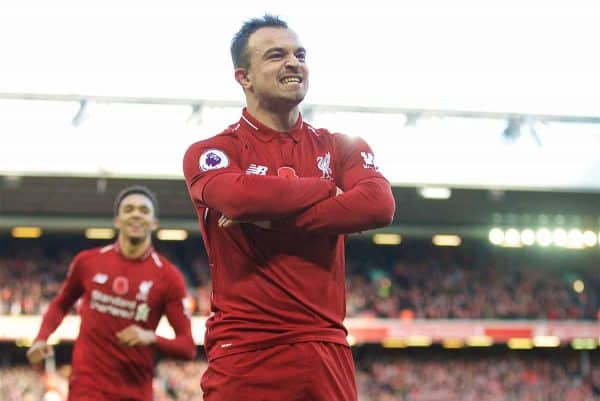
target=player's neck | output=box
[246,103,300,132]
[117,235,152,259]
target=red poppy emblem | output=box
[277,166,298,178]
[112,276,129,295]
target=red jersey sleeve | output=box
[154,266,196,360]
[36,252,86,341]
[334,134,386,190]
[183,134,337,221]
[272,134,395,235]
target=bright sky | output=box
[1,1,599,190]
[2,0,599,114]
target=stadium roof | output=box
[1,93,600,191]
[2,2,599,191]
[2,176,599,238]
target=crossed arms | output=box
[185,140,395,236]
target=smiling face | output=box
[236,27,309,111]
[114,193,158,244]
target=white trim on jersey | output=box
[100,244,114,254]
[241,115,259,131]
[203,208,210,225]
[306,124,319,136]
[151,252,163,268]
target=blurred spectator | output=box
[3,352,597,401]
[1,241,598,320]
[355,351,599,401]
[345,253,599,320]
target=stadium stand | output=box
[1,238,598,320]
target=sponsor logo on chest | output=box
[88,274,154,322]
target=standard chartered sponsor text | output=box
[92,289,136,309]
[90,300,135,319]
[90,289,136,319]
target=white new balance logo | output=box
[92,273,108,284]
[246,164,268,175]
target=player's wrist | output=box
[327,180,338,198]
[145,330,157,345]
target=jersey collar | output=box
[239,108,303,143]
[114,241,154,262]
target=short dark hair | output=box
[113,185,159,217]
[231,14,288,69]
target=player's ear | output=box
[150,218,159,232]
[113,216,121,230]
[234,68,252,89]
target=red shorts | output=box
[201,342,357,401]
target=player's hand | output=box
[116,325,156,347]
[336,187,344,196]
[219,215,271,229]
[218,215,240,228]
[27,340,54,365]
[252,221,271,229]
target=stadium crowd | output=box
[2,352,598,401]
[1,240,598,320]
[344,255,598,320]
[354,351,600,401]
[1,240,599,400]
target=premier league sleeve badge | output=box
[199,149,230,171]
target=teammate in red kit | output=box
[27,186,196,401]
[183,14,395,401]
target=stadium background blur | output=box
[1,2,600,401]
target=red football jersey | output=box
[36,243,194,401]
[183,109,394,361]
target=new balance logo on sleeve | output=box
[245,164,269,175]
